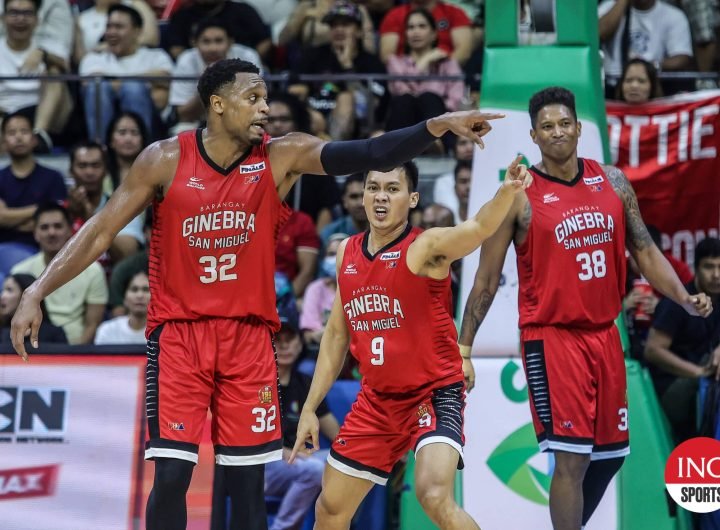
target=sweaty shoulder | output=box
[268,132,327,185]
[132,137,181,196]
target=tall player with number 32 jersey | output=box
[291,159,532,530]
[459,87,713,530]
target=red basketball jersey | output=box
[147,130,290,333]
[339,225,463,393]
[517,158,627,328]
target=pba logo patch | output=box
[168,422,184,431]
[258,385,273,405]
[665,437,720,513]
[244,174,261,184]
[590,184,603,192]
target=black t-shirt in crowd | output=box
[166,1,270,53]
[280,370,330,448]
[650,280,720,395]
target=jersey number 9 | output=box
[371,337,384,366]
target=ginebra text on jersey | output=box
[182,210,256,237]
[555,211,616,246]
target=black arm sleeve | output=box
[320,121,438,175]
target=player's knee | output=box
[315,491,350,523]
[553,452,591,481]
[415,482,453,517]
[153,458,194,494]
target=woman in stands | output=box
[105,111,149,193]
[94,270,148,345]
[0,273,66,345]
[616,58,663,104]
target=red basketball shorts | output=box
[328,380,465,485]
[144,318,282,465]
[521,324,630,460]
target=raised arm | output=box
[411,156,530,270]
[269,110,504,190]
[11,140,176,359]
[290,240,351,461]
[604,165,712,317]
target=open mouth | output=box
[251,120,267,133]
[374,206,388,219]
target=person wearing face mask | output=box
[300,233,347,345]
[0,272,66,344]
[615,58,662,104]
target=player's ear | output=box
[409,192,419,208]
[530,128,537,144]
[577,120,582,137]
[209,94,224,116]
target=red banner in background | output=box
[606,92,720,266]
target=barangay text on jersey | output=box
[554,205,615,251]
[343,284,406,332]
[182,202,256,250]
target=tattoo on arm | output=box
[604,165,653,253]
[460,288,495,344]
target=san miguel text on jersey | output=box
[339,226,463,394]
[147,130,290,333]
[518,159,627,329]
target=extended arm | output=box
[11,141,175,358]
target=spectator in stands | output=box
[615,58,662,103]
[645,237,720,443]
[241,0,297,45]
[678,0,720,74]
[11,203,108,344]
[109,210,151,316]
[0,0,72,152]
[267,92,341,232]
[276,208,320,298]
[0,272,66,344]
[435,158,471,224]
[0,0,73,70]
[289,1,387,140]
[67,141,144,261]
[420,203,454,230]
[265,314,340,530]
[385,8,465,144]
[165,0,271,62]
[95,270,149,344]
[0,113,66,280]
[319,172,367,246]
[105,111,147,191]
[598,0,693,91]
[300,232,345,345]
[79,4,173,141]
[278,0,376,53]
[432,136,473,215]
[169,18,263,133]
[379,0,473,66]
[75,0,159,62]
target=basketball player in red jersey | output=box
[459,87,713,530]
[9,59,504,530]
[289,158,532,530]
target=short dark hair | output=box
[528,86,577,128]
[33,203,72,226]
[616,58,662,102]
[4,0,40,14]
[695,237,720,270]
[70,140,106,167]
[454,159,472,180]
[1,111,32,134]
[197,59,261,108]
[361,161,419,193]
[108,4,143,28]
[193,17,230,41]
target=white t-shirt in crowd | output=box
[169,44,264,106]
[79,46,173,76]
[78,7,108,53]
[433,172,461,224]
[0,39,45,113]
[598,0,693,77]
[95,316,147,345]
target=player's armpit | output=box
[603,165,654,254]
